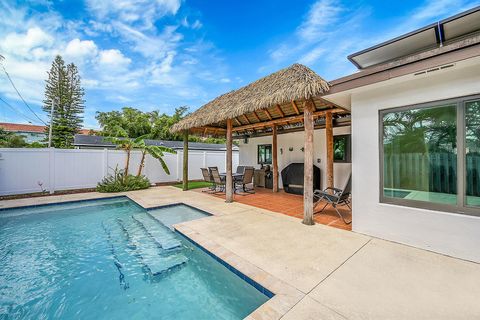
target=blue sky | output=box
[0,0,478,128]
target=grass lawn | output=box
[173,181,213,190]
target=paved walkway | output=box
[2,186,479,319]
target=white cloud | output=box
[64,38,98,62]
[192,20,202,30]
[267,0,344,66]
[299,47,326,65]
[297,0,342,41]
[181,17,203,30]
[86,0,181,29]
[98,49,132,70]
[113,22,183,60]
[2,27,54,57]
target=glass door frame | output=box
[378,94,480,217]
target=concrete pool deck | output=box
[2,186,480,319]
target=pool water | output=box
[0,198,269,319]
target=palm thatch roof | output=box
[171,63,330,133]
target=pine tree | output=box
[43,55,85,148]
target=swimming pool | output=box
[0,197,269,319]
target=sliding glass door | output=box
[465,99,480,207]
[380,95,480,216]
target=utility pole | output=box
[48,97,57,148]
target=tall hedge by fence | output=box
[384,152,480,196]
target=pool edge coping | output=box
[0,195,128,212]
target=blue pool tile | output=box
[176,230,274,299]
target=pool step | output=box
[117,218,187,276]
[101,220,131,290]
[132,214,182,250]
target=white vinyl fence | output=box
[0,148,239,196]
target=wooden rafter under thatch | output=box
[171,63,342,135]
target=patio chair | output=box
[235,165,247,183]
[200,168,216,193]
[209,167,226,193]
[235,167,255,195]
[313,173,352,224]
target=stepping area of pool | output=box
[2,186,480,319]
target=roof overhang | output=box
[348,6,480,69]
[323,35,480,109]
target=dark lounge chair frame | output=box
[313,173,352,224]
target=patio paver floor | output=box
[197,186,353,230]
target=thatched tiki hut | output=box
[171,63,348,225]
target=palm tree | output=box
[135,139,176,177]
[106,136,176,178]
[106,137,135,176]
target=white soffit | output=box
[350,28,437,69]
[442,9,480,41]
[348,6,480,69]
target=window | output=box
[465,100,480,207]
[380,95,480,216]
[334,134,351,163]
[258,144,272,164]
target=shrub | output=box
[97,167,151,193]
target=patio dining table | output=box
[219,172,243,193]
[219,172,244,179]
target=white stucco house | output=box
[172,7,480,263]
[236,7,480,262]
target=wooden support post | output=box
[272,124,278,192]
[226,119,233,203]
[303,101,315,225]
[326,111,334,191]
[183,130,188,191]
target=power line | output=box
[0,58,47,125]
[0,95,40,124]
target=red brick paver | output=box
[195,187,352,231]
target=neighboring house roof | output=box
[73,134,238,151]
[0,122,92,135]
[0,122,45,133]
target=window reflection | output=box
[466,100,480,207]
[383,104,457,205]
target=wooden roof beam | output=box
[276,104,285,118]
[264,109,273,120]
[232,108,346,132]
[291,100,300,115]
[202,126,226,133]
[242,114,251,124]
[252,111,261,122]
[234,117,243,126]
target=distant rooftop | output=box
[0,122,91,134]
[74,134,238,151]
[348,6,480,69]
